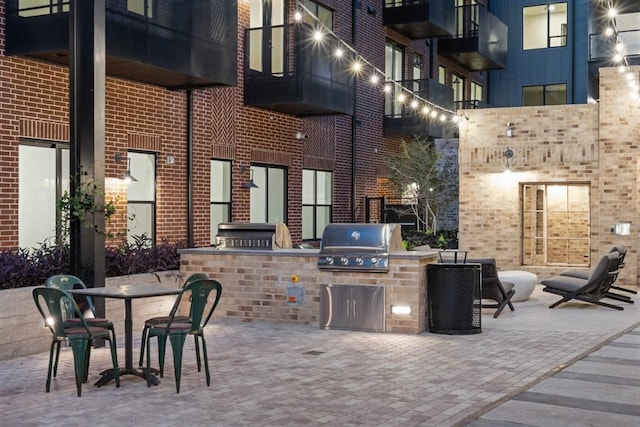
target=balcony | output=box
[383,78,454,138]
[438,4,507,71]
[589,30,640,62]
[244,23,354,117]
[383,0,455,39]
[5,0,237,89]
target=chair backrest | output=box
[584,252,621,296]
[33,287,91,340]
[610,245,627,268]
[166,279,222,332]
[465,258,498,283]
[184,273,209,287]
[45,274,94,319]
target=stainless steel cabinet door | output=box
[320,284,385,332]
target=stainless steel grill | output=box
[317,223,405,272]
[215,223,292,249]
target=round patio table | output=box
[497,270,538,302]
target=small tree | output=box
[384,134,457,233]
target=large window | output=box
[523,3,567,50]
[210,160,232,245]
[385,40,404,117]
[127,0,152,17]
[302,0,334,30]
[412,54,422,92]
[522,183,590,266]
[19,142,69,249]
[127,152,156,245]
[250,165,287,223]
[452,72,465,109]
[302,170,332,240]
[523,83,566,106]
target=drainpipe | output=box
[187,89,194,247]
[351,1,357,222]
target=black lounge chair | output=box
[541,252,624,310]
[466,258,515,318]
[559,245,635,303]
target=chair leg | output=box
[46,341,57,392]
[139,326,148,367]
[194,335,201,372]
[169,334,187,393]
[158,335,167,377]
[200,334,211,386]
[53,340,62,378]
[83,343,92,383]
[70,339,90,397]
[146,335,153,388]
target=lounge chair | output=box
[541,252,624,310]
[559,245,635,302]
[466,258,515,318]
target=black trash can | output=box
[427,263,482,334]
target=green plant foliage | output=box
[384,134,458,233]
[57,168,119,240]
[402,228,458,250]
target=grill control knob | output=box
[355,257,364,265]
[340,257,349,265]
[371,257,379,265]
[325,256,334,265]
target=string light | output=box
[600,1,640,100]
[295,1,459,125]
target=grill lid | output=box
[318,223,404,271]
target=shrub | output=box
[0,237,186,290]
[402,228,458,250]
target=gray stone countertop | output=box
[179,246,439,260]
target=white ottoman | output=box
[497,270,538,302]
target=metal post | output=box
[69,0,106,305]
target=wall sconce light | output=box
[612,222,631,236]
[503,148,514,172]
[240,165,258,189]
[391,305,412,315]
[506,122,514,137]
[296,131,307,140]
[115,153,138,183]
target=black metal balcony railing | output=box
[5,0,237,88]
[383,0,455,39]
[243,23,354,116]
[383,78,454,138]
[438,3,507,71]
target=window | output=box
[302,170,332,240]
[302,0,334,30]
[210,160,232,245]
[522,184,590,266]
[412,54,422,92]
[456,0,479,37]
[438,66,447,85]
[127,152,156,245]
[385,40,404,117]
[470,81,483,108]
[250,165,287,223]
[127,0,152,18]
[522,84,566,106]
[452,72,465,109]
[19,142,69,249]
[18,0,68,17]
[523,3,567,50]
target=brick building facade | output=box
[1,1,474,252]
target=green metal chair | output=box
[143,279,222,393]
[32,287,120,396]
[138,273,209,367]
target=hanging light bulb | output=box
[605,27,614,36]
[613,53,623,62]
[607,8,617,18]
[383,84,392,93]
[335,48,344,58]
[439,114,447,122]
[422,105,430,115]
[313,30,324,41]
[352,61,362,72]
[397,93,406,103]
[410,99,418,109]
[370,74,379,85]
[294,11,302,21]
[430,110,438,119]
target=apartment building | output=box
[1,0,507,254]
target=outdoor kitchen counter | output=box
[179,247,439,334]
